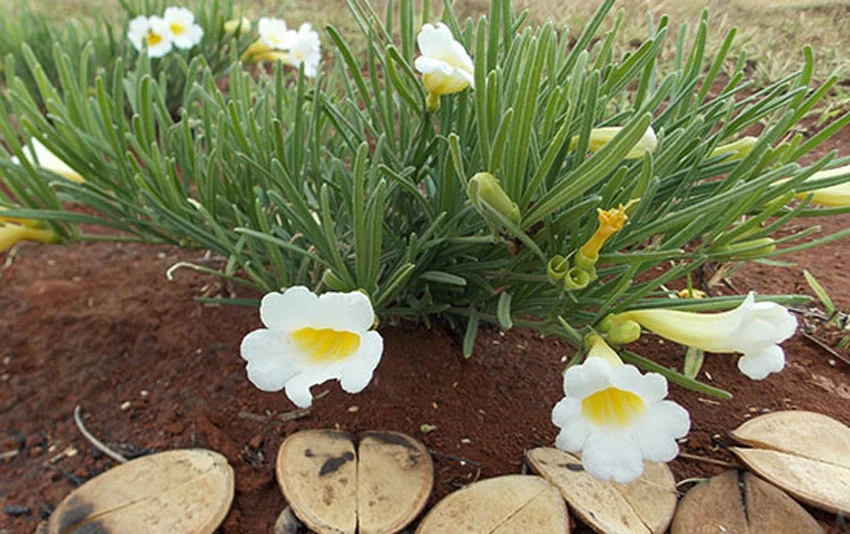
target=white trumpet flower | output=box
[240,286,384,408]
[163,7,204,49]
[13,139,85,183]
[552,338,690,484]
[414,22,474,105]
[258,17,289,49]
[612,292,797,380]
[280,23,322,77]
[128,15,173,58]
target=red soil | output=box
[1,129,849,533]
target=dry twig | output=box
[73,405,128,464]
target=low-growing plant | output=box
[1,0,255,115]
[3,0,850,482]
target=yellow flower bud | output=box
[606,319,642,345]
[467,172,520,225]
[241,40,288,63]
[224,17,252,35]
[715,237,776,260]
[0,223,59,252]
[676,288,707,299]
[578,204,629,267]
[584,333,623,368]
[710,136,758,161]
[570,126,657,160]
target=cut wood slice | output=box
[731,447,850,515]
[415,475,569,534]
[729,410,850,515]
[525,447,676,534]
[730,411,850,469]
[276,430,358,534]
[357,431,433,534]
[47,449,234,534]
[671,470,823,534]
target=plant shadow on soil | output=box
[2,129,850,532]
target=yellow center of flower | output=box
[147,32,164,47]
[170,22,186,35]
[582,387,646,427]
[291,327,361,362]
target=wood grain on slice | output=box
[416,475,568,534]
[744,473,823,534]
[611,461,677,534]
[731,447,850,515]
[671,471,748,534]
[730,411,850,469]
[357,431,433,534]
[671,470,824,534]
[491,479,569,534]
[47,449,234,534]
[527,447,670,534]
[276,430,357,534]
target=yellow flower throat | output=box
[582,387,646,426]
[292,327,361,362]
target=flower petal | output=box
[737,345,785,380]
[316,290,376,332]
[563,357,613,398]
[611,364,668,403]
[259,286,319,330]
[241,329,300,391]
[632,400,690,462]
[339,330,383,394]
[285,371,329,408]
[581,431,644,484]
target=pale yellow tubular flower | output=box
[0,222,59,252]
[710,136,758,161]
[224,17,252,35]
[570,126,658,159]
[609,292,797,380]
[15,139,85,183]
[798,164,850,207]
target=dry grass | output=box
[22,0,850,86]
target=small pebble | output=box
[248,434,264,449]
[5,505,31,517]
[828,359,836,367]
[460,438,472,444]
[140,390,150,397]
[347,406,359,413]
[419,424,436,434]
[120,401,131,411]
